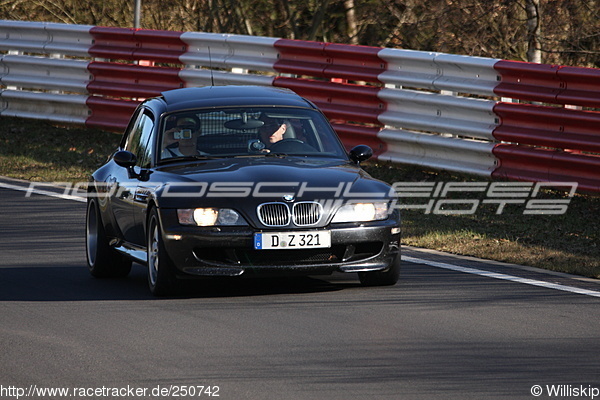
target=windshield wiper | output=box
[159,155,221,164]
[235,152,288,158]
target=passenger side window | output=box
[124,111,155,168]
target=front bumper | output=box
[158,209,401,278]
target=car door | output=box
[110,108,155,246]
[129,110,156,246]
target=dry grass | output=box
[0,118,120,182]
[363,162,600,279]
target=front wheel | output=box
[86,197,132,278]
[147,208,179,296]
[358,253,400,287]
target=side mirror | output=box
[349,145,373,164]
[113,150,142,179]
[113,150,137,168]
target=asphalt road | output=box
[1,181,599,400]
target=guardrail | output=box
[0,20,599,192]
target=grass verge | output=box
[1,117,598,279]
[362,163,599,279]
[0,118,121,182]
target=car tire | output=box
[86,197,132,278]
[147,207,179,296]
[358,253,400,286]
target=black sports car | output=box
[86,86,401,295]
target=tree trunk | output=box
[308,0,331,41]
[525,0,542,63]
[344,0,358,44]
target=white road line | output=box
[0,182,86,203]
[403,255,600,298]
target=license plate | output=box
[254,231,331,250]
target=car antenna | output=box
[208,46,215,87]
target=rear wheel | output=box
[358,253,400,286]
[86,197,132,278]
[147,207,178,296]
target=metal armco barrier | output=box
[0,20,599,192]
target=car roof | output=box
[159,86,316,112]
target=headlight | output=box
[177,208,248,226]
[331,202,389,223]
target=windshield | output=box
[159,106,348,162]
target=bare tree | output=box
[307,0,332,41]
[0,0,597,67]
[344,0,358,44]
[525,0,542,63]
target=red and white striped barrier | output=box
[1,20,599,192]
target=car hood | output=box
[151,157,393,208]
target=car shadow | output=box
[0,263,358,302]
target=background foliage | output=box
[1,0,598,67]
